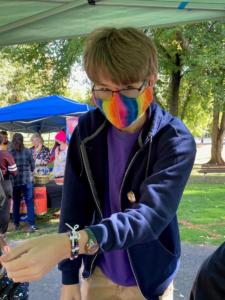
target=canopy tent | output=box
[0,0,225,46]
[0,95,93,133]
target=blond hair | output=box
[30,132,43,144]
[83,27,158,85]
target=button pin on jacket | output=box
[127,191,136,203]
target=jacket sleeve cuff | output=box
[62,270,80,285]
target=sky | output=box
[69,62,91,99]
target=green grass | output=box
[7,209,59,241]
[178,182,225,246]
[6,183,225,247]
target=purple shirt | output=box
[97,125,140,286]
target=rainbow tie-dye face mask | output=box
[93,86,153,129]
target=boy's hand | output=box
[0,234,71,282]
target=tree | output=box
[0,37,85,104]
[152,27,190,116]
[188,22,225,164]
[209,74,225,165]
[151,21,224,163]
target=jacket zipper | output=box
[119,150,141,204]
[119,136,152,206]
[120,137,152,299]
[127,249,146,299]
[80,142,103,277]
[118,149,144,297]
[80,143,103,219]
[89,253,98,276]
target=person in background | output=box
[0,134,17,236]
[10,133,37,233]
[0,131,12,151]
[190,241,225,300]
[48,141,58,172]
[0,27,196,300]
[52,130,68,179]
[30,133,50,172]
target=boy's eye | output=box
[94,87,111,92]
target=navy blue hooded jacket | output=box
[59,102,196,300]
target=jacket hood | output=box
[148,102,174,137]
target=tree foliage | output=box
[150,21,224,138]
[0,37,85,104]
[0,22,224,162]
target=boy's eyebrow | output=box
[94,82,138,88]
[94,82,107,86]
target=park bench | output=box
[197,165,225,175]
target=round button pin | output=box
[127,191,136,203]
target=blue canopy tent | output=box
[0,95,94,133]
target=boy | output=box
[0,27,196,300]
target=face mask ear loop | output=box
[92,93,98,107]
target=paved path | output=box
[173,243,216,299]
[28,243,217,300]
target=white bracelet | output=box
[65,223,80,260]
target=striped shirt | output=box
[0,150,17,178]
[10,148,35,186]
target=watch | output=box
[84,228,99,255]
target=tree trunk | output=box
[8,93,19,105]
[168,53,182,116]
[208,106,225,165]
[180,87,192,120]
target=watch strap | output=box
[84,228,99,255]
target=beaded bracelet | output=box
[65,223,80,260]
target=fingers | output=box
[3,245,11,253]
[3,252,52,283]
[9,273,43,283]
[0,241,30,263]
[8,266,45,283]
[2,253,31,272]
[0,234,68,283]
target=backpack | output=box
[0,169,6,208]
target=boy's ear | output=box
[148,74,158,87]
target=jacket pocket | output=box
[128,239,180,298]
[157,217,181,258]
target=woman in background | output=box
[45,131,68,211]
[10,133,37,233]
[30,133,50,173]
[52,130,68,179]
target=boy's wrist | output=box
[63,228,98,258]
[83,228,99,255]
[78,230,88,254]
[61,230,87,259]
[61,233,72,259]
